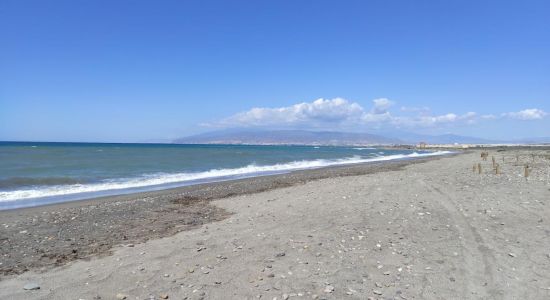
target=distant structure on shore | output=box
[417,143,470,149]
[415,143,550,150]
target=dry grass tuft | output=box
[481,152,489,161]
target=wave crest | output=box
[0,151,450,203]
[0,177,85,189]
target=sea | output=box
[0,142,450,210]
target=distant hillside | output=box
[174,129,550,146]
[174,129,401,145]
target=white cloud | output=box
[210,97,547,130]
[394,112,477,127]
[371,98,395,114]
[502,108,547,120]
[218,98,365,127]
[481,114,497,120]
[400,106,430,113]
[425,113,458,123]
[362,111,393,123]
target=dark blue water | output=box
[0,142,446,209]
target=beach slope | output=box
[1,150,549,299]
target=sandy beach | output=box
[1,149,550,299]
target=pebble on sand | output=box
[116,293,128,299]
[23,282,40,290]
[324,285,335,293]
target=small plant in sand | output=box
[524,164,530,178]
[480,152,489,161]
[472,164,477,173]
[494,163,500,175]
[492,156,496,167]
[478,163,482,174]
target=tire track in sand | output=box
[417,178,500,299]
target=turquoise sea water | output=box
[0,142,448,209]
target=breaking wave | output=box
[0,151,451,203]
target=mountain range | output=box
[174,129,549,146]
[174,129,399,145]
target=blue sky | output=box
[1,0,549,142]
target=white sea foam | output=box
[0,151,451,203]
[352,147,376,150]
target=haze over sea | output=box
[0,142,448,210]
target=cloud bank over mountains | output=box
[207,98,547,130]
[501,108,547,120]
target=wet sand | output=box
[1,149,550,299]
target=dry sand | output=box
[1,149,550,299]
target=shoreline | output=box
[1,148,549,299]
[0,154,453,278]
[0,150,453,212]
